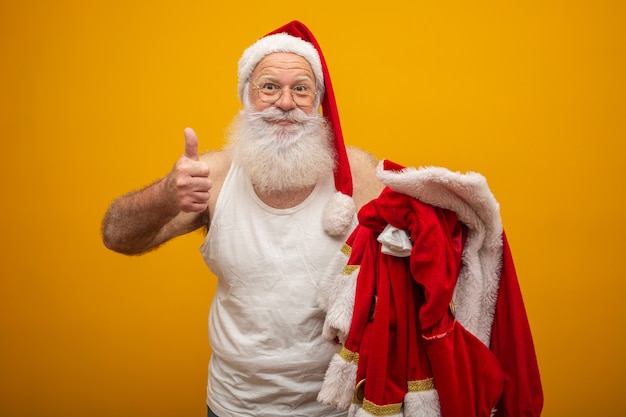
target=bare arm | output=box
[101,128,212,255]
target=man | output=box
[102,21,384,417]
[103,20,543,417]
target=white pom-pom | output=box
[323,192,356,236]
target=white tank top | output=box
[200,162,352,417]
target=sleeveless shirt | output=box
[200,162,352,417]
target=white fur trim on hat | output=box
[237,33,325,103]
[323,191,356,236]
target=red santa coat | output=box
[318,160,543,417]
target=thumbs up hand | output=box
[166,127,212,213]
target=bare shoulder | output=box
[200,148,232,218]
[201,148,232,183]
[347,146,378,169]
[346,146,384,210]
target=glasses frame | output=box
[252,82,318,107]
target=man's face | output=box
[232,52,333,194]
[247,52,318,115]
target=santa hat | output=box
[238,20,355,236]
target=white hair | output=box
[227,106,335,194]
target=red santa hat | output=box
[238,20,355,236]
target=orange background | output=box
[1,1,625,416]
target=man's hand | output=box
[167,127,212,213]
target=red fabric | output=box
[340,184,542,416]
[343,188,469,410]
[490,234,544,417]
[342,226,378,387]
[425,323,505,416]
[265,21,352,197]
[379,160,543,416]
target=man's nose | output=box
[273,88,298,110]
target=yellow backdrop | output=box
[1,1,625,416]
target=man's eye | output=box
[262,83,279,91]
[293,85,309,93]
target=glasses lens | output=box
[255,85,316,106]
[292,91,315,106]
[258,86,280,103]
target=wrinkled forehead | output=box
[250,52,316,82]
[237,33,325,103]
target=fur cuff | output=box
[318,244,352,311]
[322,266,358,342]
[318,245,356,342]
[318,352,358,410]
[404,390,441,417]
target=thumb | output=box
[183,127,199,161]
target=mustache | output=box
[247,107,317,125]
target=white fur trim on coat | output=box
[318,353,358,410]
[376,162,503,346]
[404,390,441,417]
[318,245,357,343]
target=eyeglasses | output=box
[252,82,318,107]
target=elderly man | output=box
[103,20,543,417]
[102,21,383,417]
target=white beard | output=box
[228,106,336,194]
